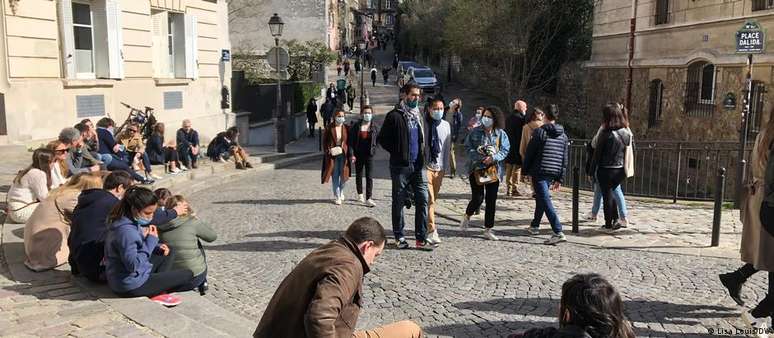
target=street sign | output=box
[266,47,290,70]
[736,20,765,54]
[221,49,231,62]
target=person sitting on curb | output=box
[206,127,254,170]
[95,118,152,184]
[118,123,161,180]
[104,187,193,307]
[154,188,172,210]
[177,119,200,170]
[69,171,133,282]
[158,195,217,295]
[6,148,55,224]
[254,217,423,338]
[508,274,635,338]
[62,125,102,176]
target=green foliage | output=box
[293,82,323,114]
[285,39,337,82]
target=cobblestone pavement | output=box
[189,157,762,338]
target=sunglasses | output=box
[54,148,68,154]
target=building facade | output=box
[0,0,231,145]
[585,0,774,142]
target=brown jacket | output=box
[321,123,351,184]
[254,236,369,338]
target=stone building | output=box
[364,0,399,39]
[0,0,232,145]
[583,0,774,142]
[229,0,362,54]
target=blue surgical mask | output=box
[481,116,494,128]
[407,99,419,109]
[363,114,373,122]
[431,110,444,121]
[135,216,152,227]
[335,117,346,125]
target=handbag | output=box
[473,133,501,186]
[612,130,635,178]
[330,146,343,157]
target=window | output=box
[386,15,393,25]
[752,0,774,11]
[386,0,392,9]
[152,11,198,79]
[648,79,664,128]
[58,0,123,79]
[685,61,716,117]
[72,2,95,77]
[655,0,669,25]
[748,81,767,139]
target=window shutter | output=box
[184,15,198,79]
[106,0,124,79]
[57,0,76,79]
[151,11,167,78]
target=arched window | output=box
[648,79,664,128]
[685,61,716,117]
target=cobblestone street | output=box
[189,155,763,338]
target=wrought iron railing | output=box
[565,140,752,202]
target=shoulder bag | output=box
[473,132,501,185]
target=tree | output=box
[285,40,338,81]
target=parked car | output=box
[397,61,421,75]
[409,67,440,94]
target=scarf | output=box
[430,118,441,162]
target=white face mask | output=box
[335,117,346,125]
[431,110,444,121]
[481,116,494,128]
[363,113,373,122]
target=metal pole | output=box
[673,143,683,203]
[712,167,726,247]
[275,37,285,153]
[572,167,580,234]
[360,49,364,112]
[318,127,322,151]
[735,54,753,209]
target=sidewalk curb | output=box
[0,150,321,337]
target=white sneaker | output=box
[366,199,376,207]
[170,167,182,174]
[427,230,442,244]
[459,215,470,232]
[179,165,189,171]
[544,233,567,245]
[584,212,597,222]
[334,197,342,205]
[483,229,499,241]
[619,218,629,228]
[528,227,540,235]
[150,173,163,180]
[357,194,365,203]
[218,157,227,163]
[742,311,770,338]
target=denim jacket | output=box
[464,127,510,175]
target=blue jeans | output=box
[591,183,628,218]
[331,156,346,198]
[531,177,563,234]
[390,164,429,242]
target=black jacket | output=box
[511,325,593,338]
[146,134,166,164]
[377,107,425,168]
[523,123,569,183]
[69,189,120,258]
[321,101,335,121]
[504,111,527,165]
[589,128,631,174]
[306,102,318,123]
[206,132,236,160]
[96,128,118,155]
[349,120,379,157]
[176,128,199,149]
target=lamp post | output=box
[358,41,366,112]
[268,13,285,153]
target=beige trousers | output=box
[426,169,444,233]
[504,164,522,194]
[353,320,423,338]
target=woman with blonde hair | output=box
[7,148,55,223]
[720,108,774,329]
[24,172,103,271]
[46,140,69,188]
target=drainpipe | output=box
[625,0,638,113]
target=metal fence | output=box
[565,140,752,202]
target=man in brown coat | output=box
[254,217,423,338]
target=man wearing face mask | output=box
[424,99,452,245]
[377,83,433,251]
[254,217,423,338]
[349,106,379,207]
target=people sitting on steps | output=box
[146,123,183,174]
[177,119,200,170]
[206,127,254,170]
[6,148,55,224]
[118,122,160,180]
[95,117,153,185]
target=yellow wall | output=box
[1,0,232,143]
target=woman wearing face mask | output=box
[322,110,351,205]
[104,187,193,307]
[348,106,379,207]
[467,106,485,132]
[460,107,510,241]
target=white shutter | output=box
[151,11,166,78]
[106,0,124,79]
[57,0,76,79]
[184,14,198,79]
[92,1,108,78]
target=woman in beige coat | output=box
[24,172,103,271]
[519,108,545,163]
[719,109,774,317]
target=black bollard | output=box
[572,167,580,234]
[712,167,726,247]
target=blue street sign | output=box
[736,20,765,54]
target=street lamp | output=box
[268,13,285,153]
[358,41,367,112]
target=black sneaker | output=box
[198,281,209,296]
[404,199,412,209]
[415,240,436,251]
[610,222,623,231]
[719,273,745,306]
[396,238,409,250]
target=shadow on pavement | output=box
[212,199,333,206]
[206,240,321,252]
[245,230,343,241]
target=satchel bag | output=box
[329,146,343,157]
[473,133,501,186]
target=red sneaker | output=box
[150,293,182,307]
